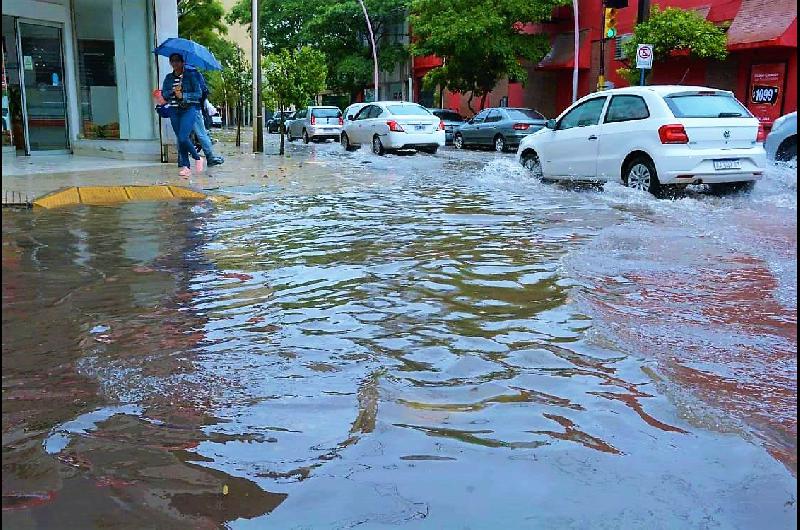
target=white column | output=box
[153,0,178,156]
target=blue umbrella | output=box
[154,37,222,71]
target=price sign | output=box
[747,64,786,124]
[751,85,779,105]
[636,44,653,69]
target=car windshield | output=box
[388,105,431,116]
[664,93,752,118]
[434,111,464,122]
[312,108,342,118]
[506,109,545,121]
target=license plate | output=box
[714,159,741,170]
[415,125,425,131]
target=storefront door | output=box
[17,20,69,153]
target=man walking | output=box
[188,65,224,167]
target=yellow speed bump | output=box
[33,185,208,209]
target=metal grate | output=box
[614,34,633,60]
[1,190,33,208]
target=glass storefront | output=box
[2,15,69,153]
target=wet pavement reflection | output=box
[2,142,797,528]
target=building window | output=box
[74,0,119,139]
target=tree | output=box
[227,0,408,99]
[262,47,327,155]
[206,47,252,146]
[178,0,238,67]
[618,6,728,85]
[410,0,568,114]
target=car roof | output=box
[588,85,734,98]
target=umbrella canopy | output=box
[154,37,222,71]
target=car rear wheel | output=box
[454,134,464,150]
[419,146,438,155]
[521,151,543,179]
[494,135,506,153]
[286,129,294,142]
[776,137,797,163]
[624,156,661,196]
[341,133,357,151]
[372,135,385,156]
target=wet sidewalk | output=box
[1,130,309,202]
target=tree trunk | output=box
[466,92,475,115]
[479,92,488,111]
[235,98,242,147]
[279,101,285,156]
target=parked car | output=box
[344,103,369,123]
[267,110,294,134]
[517,85,766,196]
[428,108,466,144]
[340,101,446,155]
[210,115,222,128]
[287,106,343,143]
[454,107,546,152]
[765,111,797,163]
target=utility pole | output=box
[598,5,606,91]
[357,0,379,102]
[572,0,579,102]
[252,0,263,152]
[637,0,650,23]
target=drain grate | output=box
[1,190,33,209]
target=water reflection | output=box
[2,155,796,527]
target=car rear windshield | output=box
[388,105,431,116]
[435,111,464,122]
[312,108,342,118]
[506,109,545,121]
[664,93,752,118]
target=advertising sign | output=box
[747,63,786,125]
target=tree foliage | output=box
[227,0,408,98]
[618,6,728,84]
[262,47,327,154]
[177,0,233,60]
[410,0,568,113]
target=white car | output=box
[343,102,369,123]
[340,101,446,155]
[517,86,767,195]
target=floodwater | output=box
[2,142,797,529]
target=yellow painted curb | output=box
[33,185,208,209]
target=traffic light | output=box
[604,8,618,39]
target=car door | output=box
[540,97,608,179]
[292,109,306,137]
[350,105,373,144]
[462,109,489,144]
[481,109,502,145]
[596,94,652,182]
[364,105,386,140]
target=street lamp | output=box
[357,0,379,102]
[572,0,579,102]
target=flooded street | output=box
[2,140,797,528]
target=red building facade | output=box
[413,0,797,125]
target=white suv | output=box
[517,86,767,195]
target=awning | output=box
[537,30,590,70]
[727,0,797,50]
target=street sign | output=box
[636,44,654,69]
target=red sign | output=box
[747,63,786,125]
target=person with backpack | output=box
[187,65,224,167]
[161,53,203,176]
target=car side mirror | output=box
[467,119,474,125]
[347,115,354,120]
[545,119,557,130]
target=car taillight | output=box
[658,124,689,144]
[512,123,530,130]
[439,120,445,130]
[387,120,405,132]
[310,115,316,125]
[339,116,344,126]
[756,123,766,143]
